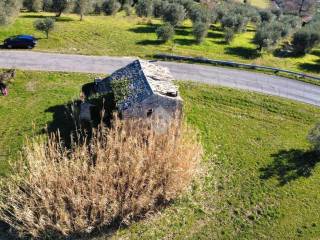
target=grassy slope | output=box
[0,71,320,239]
[0,12,319,76]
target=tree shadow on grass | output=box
[225,46,260,59]
[45,102,80,148]
[210,25,223,32]
[207,31,224,39]
[20,14,49,19]
[136,39,162,45]
[128,24,159,34]
[21,15,74,22]
[175,27,191,36]
[174,38,195,46]
[55,16,75,22]
[311,49,320,57]
[212,40,227,45]
[260,149,320,186]
[299,59,320,74]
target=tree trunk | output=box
[56,11,62,17]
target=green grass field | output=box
[0,70,320,239]
[0,12,319,76]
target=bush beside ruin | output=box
[0,117,202,239]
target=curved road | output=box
[1,50,320,106]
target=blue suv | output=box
[3,35,37,49]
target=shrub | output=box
[0,0,21,25]
[135,0,153,17]
[193,21,208,44]
[34,17,55,38]
[23,0,43,12]
[162,3,186,26]
[0,117,201,239]
[156,23,175,42]
[153,0,169,18]
[308,123,320,153]
[102,0,121,15]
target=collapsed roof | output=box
[95,59,180,111]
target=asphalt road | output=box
[1,50,320,106]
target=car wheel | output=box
[7,45,12,49]
[27,45,33,49]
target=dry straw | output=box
[0,116,202,239]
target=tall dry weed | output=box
[0,117,202,239]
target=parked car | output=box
[3,35,37,49]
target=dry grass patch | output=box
[0,117,202,239]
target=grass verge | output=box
[0,70,320,239]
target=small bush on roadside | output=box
[308,123,320,153]
[102,0,121,15]
[193,21,208,44]
[34,17,55,38]
[156,23,175,42]
[162,3,186,26]
[135,0,153,17]
[0,116,201,239]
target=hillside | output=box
[0,12,319,76]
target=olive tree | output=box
[221,14,249,33]
[253,21,283,50]
[292,27,320,54]
[75,0,93,20]
[0,0,22,25]
[102,0,121,15]
[34,17,55,38]
[152,0,169,18]
[51,0,73,17]
[258,10,275,23]
[193,21,208,44]
[156,23,174,42]
[189,4,213,24]
[135,0,153,17]
[162,3,186,26]
[23,0,43,12]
